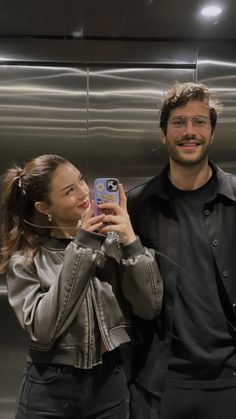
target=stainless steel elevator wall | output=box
[0,40,236,418]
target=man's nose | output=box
[183,119,196,135]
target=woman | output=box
[0,154,163,419]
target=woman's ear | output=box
[34,201,49,216]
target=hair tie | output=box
[17,168,26,195]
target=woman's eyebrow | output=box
[59,183,73,192]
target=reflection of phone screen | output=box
[94,178,119,216]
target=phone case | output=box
[94,177,119,216]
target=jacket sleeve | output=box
[120,237,163,320]
[6,229,104,348]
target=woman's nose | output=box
[76,183,88,198]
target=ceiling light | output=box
[201,5,222,17]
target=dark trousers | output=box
[129,383,161,419]
[16,350,128,419]
[129,382,236,419]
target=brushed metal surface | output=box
[0,63,195,416]
[0,276,27,417]
[0,63,88,416]
[1,39,236,417]
[198,43,236,173]
[87,66,195,188]
[0,39,197,65]
[0,64,88,174]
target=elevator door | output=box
[0,64,194,419]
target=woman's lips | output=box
[78,199,90,208]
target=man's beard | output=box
[167,140,211,167]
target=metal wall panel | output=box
[0,39,197,65]
[4,39,236,419]
[87,67,195,188]
[0,281,27,418]
[197,43,236,173]
[0,64,87,418]
[0,64,88,173]
[0,62,195,418]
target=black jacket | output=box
[127,162,236,397]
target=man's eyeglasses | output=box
[168,116,211,130]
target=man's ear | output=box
[161,131,166,144]
[34,201,49,216]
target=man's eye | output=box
[173,120,184,126]
[196,118,206,125]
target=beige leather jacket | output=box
[6,229,163,369]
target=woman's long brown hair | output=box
[0,154,69,273]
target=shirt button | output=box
[204,209,211,216]
[222,271,229,278]
[212,240,219,247]
[232,303,236,310]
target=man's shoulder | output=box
[215,163,236,179]
[127,174,160,202]
[214,163,236,201]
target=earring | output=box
[47,213,52,223]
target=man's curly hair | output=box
[159,82,223,134]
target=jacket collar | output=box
[212,162,236,202]
[139,161,236,203]
[42,236,72,250]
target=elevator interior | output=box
[0,1,236,417]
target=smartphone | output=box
[94,177,119,216]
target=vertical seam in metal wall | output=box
[195,47,199,83]
[86,66,89,179]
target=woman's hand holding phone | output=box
[80,201,105,233]
[99,183,136,245]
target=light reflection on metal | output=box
[198,60,236,68]
[0,85,86,95]
[200,6,222,17]
[0,285,7,295]
[0,64,86,73]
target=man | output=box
[127,82,236,419]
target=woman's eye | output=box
[65,187,74,195]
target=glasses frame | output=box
[167,116,211,130]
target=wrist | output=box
[122,233,136,246]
